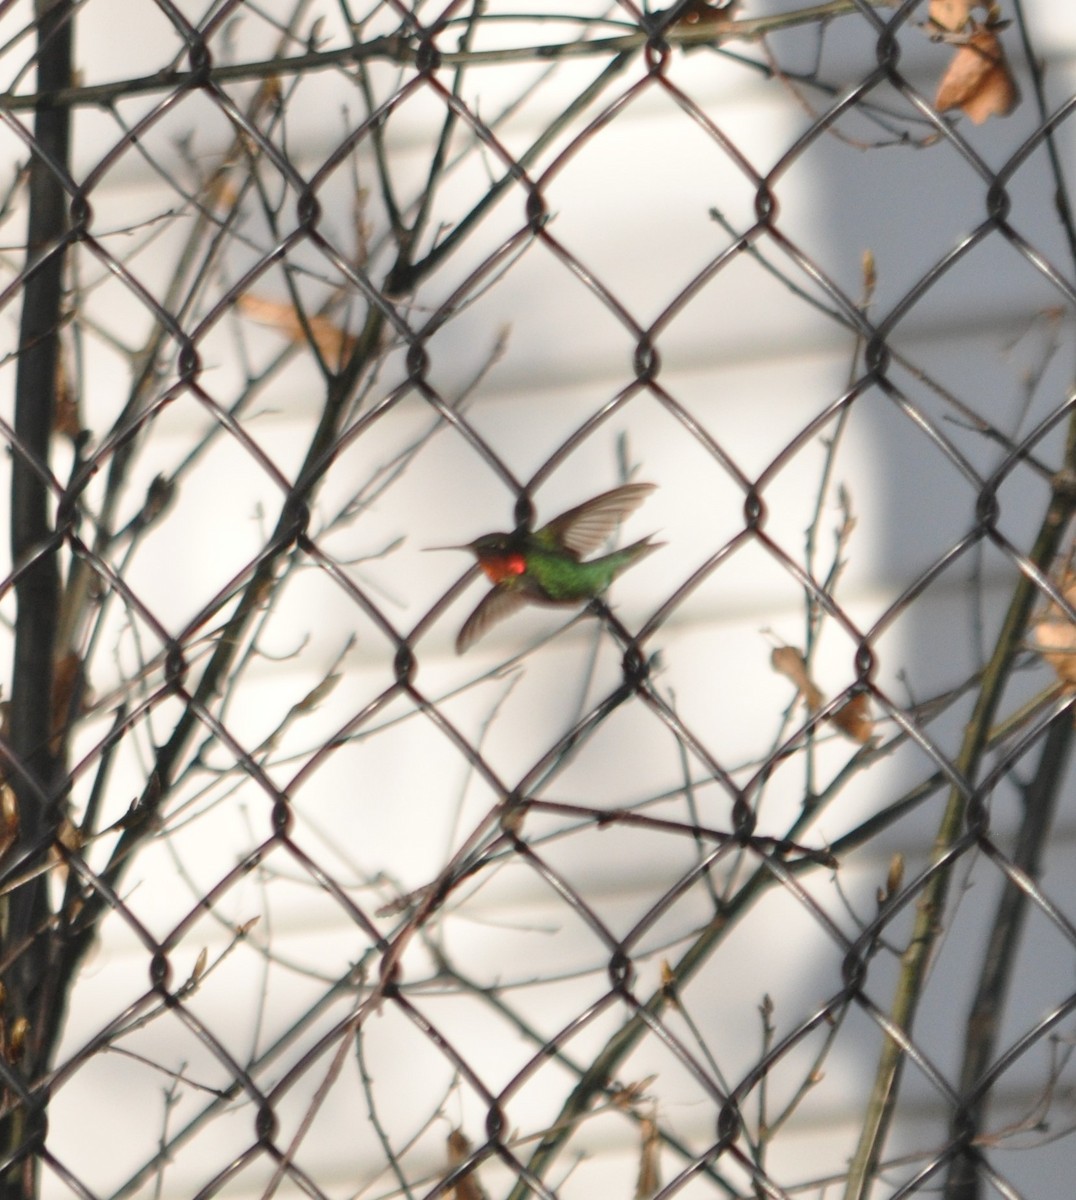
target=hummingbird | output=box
[432,482,661,653]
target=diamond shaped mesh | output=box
[0,2,1074,1198]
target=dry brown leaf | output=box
[635,1116,661,1200]
[209,175,240,211]
[236,293,356,365]
[771,645,825,713]
[673,0,739,27]
[48,813,84,888]
[446,1130,488,1200]
[611,1076,656,1110]
[1032,569,1076,689]
[53,354,81,441]
[140,474,176,528]
[55,814,83,853]
[259,74,283,107]
[929,0,981,31]
[935,26,1018,124]
[8,1017,28,1064]
[861,249,876,302]
[829,693,873,744]
[878,851,905,905]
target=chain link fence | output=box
[0,1,1075,1197]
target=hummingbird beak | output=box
[423,543,474,553]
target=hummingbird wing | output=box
[456,586,529,654]
[541,482,656,558]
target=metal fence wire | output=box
[1,0,1075,1197]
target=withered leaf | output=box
[209,175,240,211]
[929,0,980,32]
[140,474,176,528]
[879,852,905,905]
[55,815,83,853]
[611,1076,657,1110]
[635,1116,661,1200]
[447,1129,471,1164]
[236,293,356,365]
[446,1129,488,1200]
[828,693,873,744]
[935,26,1018,124]
[190,947,208,985]
[259,74,283,107]
[674,0,739,27]
[53,354,81,441]
[8,1017,28,1063]
[771,646,825,713]
[1032,569,1076,689]
[48,814,84,889]
[860,250,876,301]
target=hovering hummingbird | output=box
[432,482,661,653]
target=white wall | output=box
[1,2,1074,1198]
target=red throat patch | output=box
[480,552,527,584]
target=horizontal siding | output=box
[2,3,1075,1198]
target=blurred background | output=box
[0,1,1075,1197]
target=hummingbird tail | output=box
[621,536,664,564]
